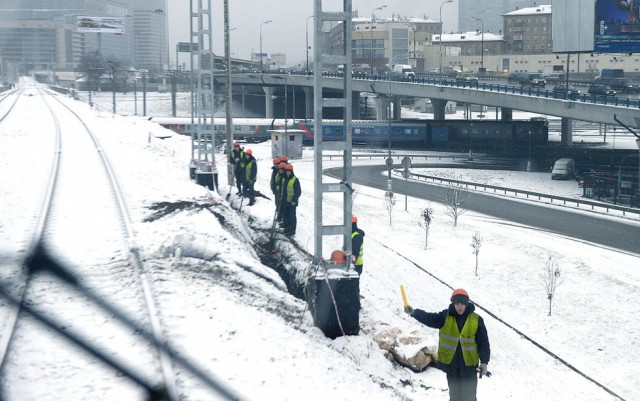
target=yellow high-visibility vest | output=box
[437,313,479,367]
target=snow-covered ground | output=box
[1,82,639,401]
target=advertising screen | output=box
[77,16,125,34]
[594,0,640,52]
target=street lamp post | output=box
[439,0,453,84]
[108,61,117,114]
[370,5,387,77]
[527,130,532,172]
[387,52,414,180]
[473,17,484,72]
[260,20,272,73]
[306,16,313,73]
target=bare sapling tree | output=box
[384,191,396,226]
[471,231,482,276]
[540,256,564,316]
[443,184,470,226]
[418,206,434,249]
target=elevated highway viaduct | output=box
[227,73,640,148]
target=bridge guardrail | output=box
[285,71,640,110]
[401,169,640,219]
[324,152,639,217]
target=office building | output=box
[0,0,167,82]
[458,0,539,34]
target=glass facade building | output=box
[0,0,167,81]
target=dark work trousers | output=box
[235,174,245,195]
[244,180,255,204]
[446,372,478,401]
[284,203,297,235]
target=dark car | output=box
[608,78,640,94]
[507,72,527,83]
[455,73,479,85]
[552,84,580,97]
[520,73,546,87]
[588,84,616,96]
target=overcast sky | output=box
[167,0,459,68]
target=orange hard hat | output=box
[280,156,288,162]
[451,288,470,304]
[330,250,346,263]
[285,164,293,171]
[245,149,252,155]
[352,214,357,223]
[279,162,287,169]
[273,157,281,164]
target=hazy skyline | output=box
[167,0,459,67]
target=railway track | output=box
[0,89,180,400]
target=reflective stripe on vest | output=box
[286,176,297,202]
[351,231,363,266]
[245,160,254,181]
[437,313,479,367]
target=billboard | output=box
[76,16,125,34]
[552,0,595,53]
[594,0,640,52]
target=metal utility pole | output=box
[190,0,217,191]
[224,0,234,186]
[439,0,453,84]
[313,0,354,263]
[370,5,387,77]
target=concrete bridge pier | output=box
[561,117,573,147]
[501,107,513,121]
[353,91,362,120]
[431,98,448,120]
[303,87,313,120]
[263,87,275,118]
[392,96,401,120]
[373,96,386,119]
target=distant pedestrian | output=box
[270,157,282,206]
[229,141,245,195]
[404,288,490,401]
[351,215,365,275]
[243,149,257,206]
[281,164,301,236]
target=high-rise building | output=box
[458,0,540,34]
[0,0,167,81]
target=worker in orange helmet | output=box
[351,214,365,275]
[228,141,245,195]
[243,149,257,206]
[404,288,490,401]
[281,163,301,236]
[270,157,282,207]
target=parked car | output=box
[552,84,580,97]
[551,158,576,180]
[455,73,479,85]
[520,73,546,87]
[588,84,616,96]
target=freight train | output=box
[150,117,548,153]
